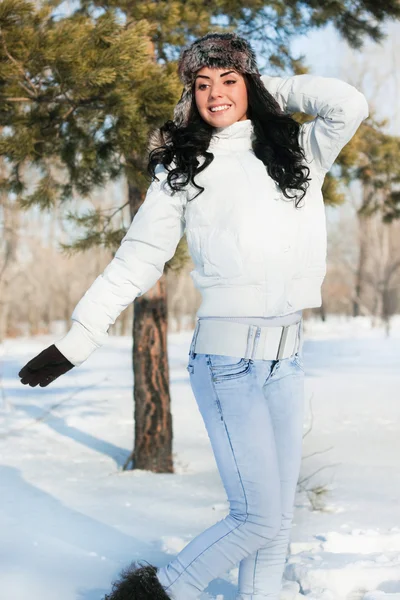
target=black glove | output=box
[19,344,75,387]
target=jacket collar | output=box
[209,118,254,151]
[147,118,254,156]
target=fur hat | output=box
[173,31,261,127]
[147,31,262,154]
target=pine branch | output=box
[0,29,39,98]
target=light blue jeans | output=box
[157,321,305,600]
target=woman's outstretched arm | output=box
[54,163,187,367]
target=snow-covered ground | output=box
[1,315,399,600]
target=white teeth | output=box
[210,105,231,112]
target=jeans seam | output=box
[252,548,259,597]
[163,374,250,592]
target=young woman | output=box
[19,31,368,600]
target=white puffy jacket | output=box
[55,74,369,366]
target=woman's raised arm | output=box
[261,73,369,176]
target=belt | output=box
[189,318,303,361]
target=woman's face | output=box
[194,66,248,127]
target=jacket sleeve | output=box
[260,73,369,176]
[54,163,187,367]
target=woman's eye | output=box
[198,80,236,90]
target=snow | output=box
[1,315,400,600]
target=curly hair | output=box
[147,72,312,209]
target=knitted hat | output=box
[173,31,261,127]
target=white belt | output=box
[190,318,303,361]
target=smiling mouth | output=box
[208,105,232,114]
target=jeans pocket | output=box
[208,354,252,383]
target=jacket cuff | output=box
[54,322,101,367]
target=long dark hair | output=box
[147,72,311,209]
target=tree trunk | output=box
[319,299,326,321]
[0,177,20,341]
[124,180,174,473]
[353,230,366,317]
[353,182,373,317]
[353,217,368,317]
